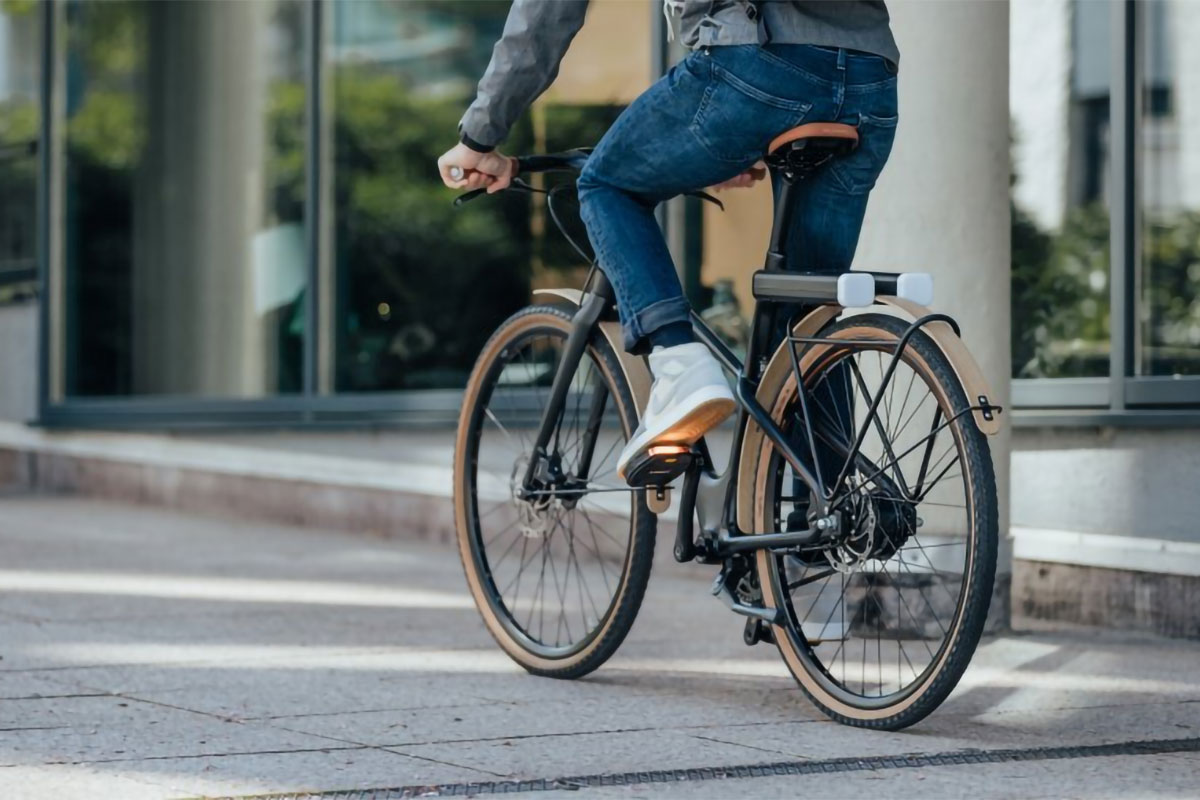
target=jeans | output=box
[576,44,899,355]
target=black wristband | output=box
[460,133,495,154]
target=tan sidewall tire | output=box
[743,316,994,726]
[453,305,654,677]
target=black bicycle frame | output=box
[510,154,994,558]
[519,170,836,537]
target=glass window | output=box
[1010,0,1112,379]
[61,0,307,398]
[327,0,647,393]
[1138,0,1200,376]
[0,0,40,302]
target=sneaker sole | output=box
[617,390,737,480]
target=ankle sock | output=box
[647,321,694,350]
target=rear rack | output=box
[751,270,931,306]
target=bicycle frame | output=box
[511,159,1001,572]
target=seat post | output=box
[744,168,799,379]
[764,169,799,272]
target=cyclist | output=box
[438,0,899,480]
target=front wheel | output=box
[749,313,998,729]
[454,304,656,679]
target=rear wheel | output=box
[454,304,655,678]
[750,313,997,729]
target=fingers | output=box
[711,163,769,192]
[712,173,751,191]
[484,156,517,193]
[486,172,512,194]
[464,171,493,191]
[438,144,513,192]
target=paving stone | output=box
[396,728,776,781]
[0,694,340,768]
[1,497,1198,797]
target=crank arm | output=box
[711,567,781,625]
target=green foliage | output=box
[1013,202,1200,378]
[0,0,36,17]
[1143,211,1200,375]
[329,66,536,390]
[0,0,39,278]
[37,0,624,392]
[0,99,36,145]
[67,90,145,170]
[68,0,144,77]
[1011,203,1110,378]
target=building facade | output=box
[0,0,1197,635]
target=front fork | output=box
[520,280,614,497]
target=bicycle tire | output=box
[747,313,997,729]
[454,303,656,678]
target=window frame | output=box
[33,0,669,429]
[1012,0,1200,426]
[33,2,1197,429]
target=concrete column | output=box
[133,1,271,397]
[853,0,1013,624]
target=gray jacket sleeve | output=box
[458,0,590,151]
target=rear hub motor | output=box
[829,480,917,571]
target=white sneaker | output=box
[617,342,736,481]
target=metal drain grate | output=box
[210,736,1200,800]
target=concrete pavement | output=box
[1,496,1198,798]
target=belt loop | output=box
[837,47,846,71]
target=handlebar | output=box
[450,147,724,212]
[450,149,593,207]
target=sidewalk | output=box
[1,496,1198,799]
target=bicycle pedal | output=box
[624,444,696,488]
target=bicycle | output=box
[451,122,1002,730]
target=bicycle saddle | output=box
[765,122,858,177]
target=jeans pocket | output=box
[690,62,814,163]
[829,112,899,195]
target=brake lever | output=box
[686,190,724,211]
[452,187,488,207]
[453,177,546,207]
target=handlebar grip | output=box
[449,166,465,181]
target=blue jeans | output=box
[577,44,899,355]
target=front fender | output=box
[531,289,651,416]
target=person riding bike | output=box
[437,0,900,482]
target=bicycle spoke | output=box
[506,535,530,615]
[767,328,987,708]
[468,319,639,657]
[485,518,524,562]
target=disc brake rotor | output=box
[826,478,877,575]
[510,455,554,539]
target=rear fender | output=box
[875,296,1001,435]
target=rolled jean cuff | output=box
[624,295,692,354]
